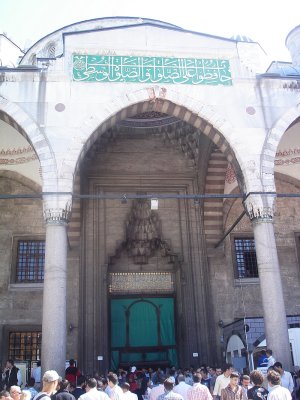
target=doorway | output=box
[110,297,178,369]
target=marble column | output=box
[245,194,292,370]
[41,204,71,377]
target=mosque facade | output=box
[1,18,300,378]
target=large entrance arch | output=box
[75,94,248,373]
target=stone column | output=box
[41,201,71,377]
[245,194,292,370]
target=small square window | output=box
[234,238,258,278]
[15,240,45,282]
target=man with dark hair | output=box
[107,374,124,400]
[27,378,38,399]
[72,377,85,400]
[273,362,294,393]
[51,380,75,400]
[65,361,81,387]
[247,370,268,400]
[240,376,251,398]
[157,378,183,400]
[267,371,291,400]
[213,364,233,400]
[220,373,243,400]
[79,378,109,400]
[2,360,21,390]
[187,374,212,400]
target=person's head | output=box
[37,361,41,367]
[241,375,250,388]
[192,374,201,384]
[86,378,97,391]
[163,378,174,392]
[6,360,14,369]
[0,390,12,400]
[266,349,273,357]
[209,367,216,376]
[267,370,281,386]
[177,375,185,383]
[229,373,240,387]
[250,370,264,387]
[223,364,234,377]
[69,359,75,367]
[121,383,130,393]
[158,375,166,385]
[200,369,208,379]
[260,350,266,356]
[27,378,35,388]
[42,370,60,394]
[20,391,31,400]
[273,362,283,374]
[107,373,118,388]
[216,367,222,376]
[195,368,202,378]
[9,387,21,400]
[59,380,70,391]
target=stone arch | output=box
[0,97,57,191]
[261,103,300,191]
[61,86,246,193]
[0,170,41,193]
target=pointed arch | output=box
[261,103,300,191]
[61,86,246,193]
[0,97,57,191]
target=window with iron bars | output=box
[16,240,45,282]
[234,238,258,278]
[9,331,42,361]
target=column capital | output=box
[243,193,276,222]
[43,206,71,224]
[43,194,72,224]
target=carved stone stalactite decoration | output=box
[110,198,176,265]
[162,122,200,165]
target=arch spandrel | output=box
[0,98,57,192]
[261,103,300,192]
[60,86,248,195]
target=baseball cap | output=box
[43,370,60,383]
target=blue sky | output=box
[1,0,299,63]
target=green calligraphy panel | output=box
[73,54,232,86]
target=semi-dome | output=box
[20,16,182,66]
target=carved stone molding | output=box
[43,205,71,224]
[110,198,178,265]
[244,194,275,222]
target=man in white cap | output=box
[33,370,60,400]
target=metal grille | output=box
[9,332,42,361]
[16,240,45,282]
[234,238,258,278]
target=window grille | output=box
[9,331,42,361]
[16,240,45,282]
[234,238,258,278]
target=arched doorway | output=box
[78,105,244,373]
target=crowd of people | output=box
[1,353,300,400]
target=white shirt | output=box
[280,371,294,393]
[123,391,138,400]
[267,356,276,368]
[213,375,230,396]
[110,385,125,400]
[267,385,291,400]
[150,384,165,400]
[174,382,192,400]
[79,388,110,400]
